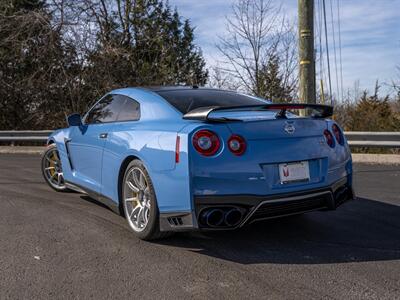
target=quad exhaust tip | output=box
[224,208,243,227]
[200,207,244,228]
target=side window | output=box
[117,96,141,121]
[85,95,125,124]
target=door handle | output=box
[99,133,108,139]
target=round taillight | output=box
[193,130,220,156]
[324,129,335,148]
[228,135,246,155]
[332,124,344,145]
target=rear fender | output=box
[112,130,192,213]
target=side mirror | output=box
[67,113,82,127]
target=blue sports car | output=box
[41,86,354,240]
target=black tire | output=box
[41,144,70,192]
[121,160,172,240]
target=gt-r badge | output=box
[284,121,295,134]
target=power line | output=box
[322,0,333,105]
[320,0,329,101]
[316,0,328,102]
[329,0,340,103]
[336,0,344,102]
[315,1,322,83]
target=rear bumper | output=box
[159,176,354,232]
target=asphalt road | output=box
[0,154,399,299]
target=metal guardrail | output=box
[0,130,52,142]
[344,132,400,148]
[0,130,399,148]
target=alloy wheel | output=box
[43,147,66,189]
[123,167,151,232]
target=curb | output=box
[351,154,400,165]
[0,146,44,154]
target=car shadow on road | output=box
[80,195,113,211]
[157,198,400,265]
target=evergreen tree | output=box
[348,83,400,131]
[0,0,208,129]
[87,0,207,90]
[257,54,293,103]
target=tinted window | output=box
[156,89,266,114]
[85,95,125,124]
[117,96,140,121]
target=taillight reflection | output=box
[324,129,335,148]
[332,124,344,145]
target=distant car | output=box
[42,86,354,240]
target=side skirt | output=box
[64,181,120,215]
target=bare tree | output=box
[217,0,297,101]
[392,66,400,99]
[208,66,241,91]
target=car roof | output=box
[140,85,230,93]
[112,86,240,96]
[104,86,273,122]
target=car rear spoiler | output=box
[182,103,334,121]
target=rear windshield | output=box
[155,89,267,114]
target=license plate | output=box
[279,161,310,183]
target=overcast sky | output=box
[170,0,400,97]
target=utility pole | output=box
[298,0,316,104]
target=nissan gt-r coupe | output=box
[41,86,354,240]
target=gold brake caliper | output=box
[133,190,139,207]
[49,152,57,177]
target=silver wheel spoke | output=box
[136,206,144,227]
[143,207,149,224]
[130,204,141,219]
[45,156,54,164]
[139,173,146,189]
[132,170,146,190]
[126,180,139,193]
[57,173,63,185]
[125,197,137,202]
[132,171,140,188]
